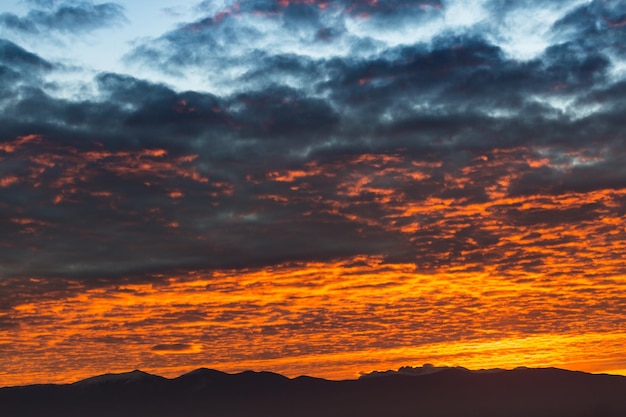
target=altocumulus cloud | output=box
[0,0,625,307]
[151,343,202,354]
[0,0,126,35]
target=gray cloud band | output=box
[0,0,625,305]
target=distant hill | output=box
[1,367,626,416]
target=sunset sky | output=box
[1,0,626,387]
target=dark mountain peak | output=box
[72,369,164,386]
[232,370,291,389]
[359,363,475,379]
[171,368,231,392]
[358,364,620,380]
[237,369,290,380]
[293,374,328,382]
[175,368,290,382]
[177,367,227,378]
[171,368,291,393]
[2,366,626,417]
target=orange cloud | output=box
[151,343,203,355]
[2,136,625,388]
[3,255,626,386]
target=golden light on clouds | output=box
[2,0,626,403]
[2,254,626,387]
[2,132,626,387]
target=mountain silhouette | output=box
[1,367,626,416]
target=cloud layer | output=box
[0,1,125,35]
[1,0,625,385]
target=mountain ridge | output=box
[2,366,626,417]
[8,364,626,388]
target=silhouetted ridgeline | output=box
[1,367,626,416]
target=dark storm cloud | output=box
[0,38,53,71]
[125,1,363,75]
[324,35,613,124]
[238,53,321,90]
[229,85,340,139]
[127,8,613,132]
[0,69,398,292]
[552,0,626,52]
[1,0,626,308]
[0,314,18,330]
[151,343,196,353]
[0,1,126,35]
[508,151,626,197]
[0,38,53,105]
[96,73,228,135]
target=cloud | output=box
[4,254,626,385]
[1,3,626,289]
[0,314,18,330]
[151,343,202,354]
[0,38,53,70]
[1,0,626,390]
[0,1,126,35]
[0,1,624,371]
[359,363,469,378]
[0,38,53,108]
[24,0,58,8]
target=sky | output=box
[0,0,625,387]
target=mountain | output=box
[73,369,168,386]
[1,367,626,416]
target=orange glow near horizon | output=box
[0,0,624,401]
[2,134,626,388]
[2,256,626,387]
